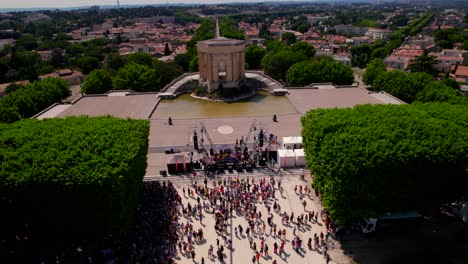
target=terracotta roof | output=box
[455,66,468,77]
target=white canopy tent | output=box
[294,148,306,167]
[282,136,303,149]
[277,149,296,168]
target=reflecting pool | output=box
[152,91,298,119]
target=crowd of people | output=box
[1,175,340,264]
[175,175,337,264]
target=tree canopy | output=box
[290,41,316,59]
[77,56,101,74]
[301,103,468,223]
[281,32,297,45]
[113,62,159,92]
[372,71,433,103]
[81,69,113,94]
[261,40,314,81]
[370,69,466,105]
[362,58,387,85]
[127,52,154,68]
[407,51,439,77]
[0,77,70,123]
[415,81,466,105]
[286,60,354,86]
[245,45,266,70]
[0,116,149,238]
[261,49,307,81]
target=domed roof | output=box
[197,37,245,47]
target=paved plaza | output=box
[165,172,351,264]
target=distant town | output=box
[0,1,466,96]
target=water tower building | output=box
[197,19,246,94]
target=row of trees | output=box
[0,116,149,238]
[323,10,384,27]
[82,52,183,94]
[301,103,468,223]
[363,58,465,104]
[0,37,116,83]
[435,27,468,50]
[0,77,70,123]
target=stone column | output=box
[231,52,235,82]
[240,50,245,78]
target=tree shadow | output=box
[339,217,468,264]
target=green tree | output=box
[77,56,101,74]
[259,23,271,39]
[0,116,149,238]
[245,45,266,69]
[0,77,69,123]
[189,56,199,72]
[174,53,192,72]
[291,41,316,58]
[261,50,307,81]
[67,44,85,57]
[415,81,464,104]
[265,40,288,53]
[153,61,184,87]
[220,17,245,40]
[0,59,8,83]
[286,60,354,86]
[113,62,159,92]
[281,32,297,45]
[16,51,41,81]
[363,58,387,86]
[15,34,38,51]
[50,48,65,68]
[310,55,335,63]
[127,52,154,67]
[370,47,389,60]
[351,44,372,68]
[104,53,127,73]
[301,103,468,223]
[164,43,171,56]
[4,82,25,94]
[441,77,460,90]
[407,51,438,77]
[81,69,113,94]
[373,71,434,103]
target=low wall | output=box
[160,72,199,93]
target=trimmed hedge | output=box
[0,116,149,238]
[301,103,468,223]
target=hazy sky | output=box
[0,0,307,9]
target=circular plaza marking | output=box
[217,125,234,135]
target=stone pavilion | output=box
[197,19,246,94]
